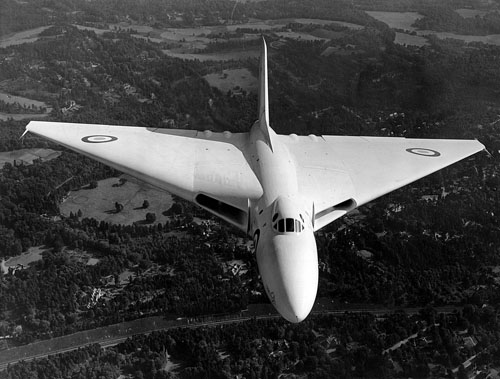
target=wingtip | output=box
[20,125,30,140]
[483,146,493,157]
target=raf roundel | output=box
[81,135,118,143]
[406,148,441,157]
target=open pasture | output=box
[0,149,61,167]
[3,247,44,271]
[204,68,257,93]
[366,11,423,31]
[395,32,428,47]
[0,26,52,48]
[455,9,488,18]
[162,49,260,61]
[60,177,174,226]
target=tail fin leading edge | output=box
[258,38,274,152]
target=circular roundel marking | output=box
[81,135,118,143]
[406,147,441,157]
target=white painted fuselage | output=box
[247,122,318,323]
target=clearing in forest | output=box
[0,149,61,167]
[204,68,257,94]
[60,177,174,226]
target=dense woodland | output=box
[2,310,500,378]
[1,0,500,377]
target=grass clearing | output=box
[419,31,500,45]
[60,177,174,226]
[395,32,428,47]
[118,269,135,284]
[292,18,364,29]
[0,149,61,167]
[0,92,51,109]
[3,247,45,271]
[71,19,364,61]
[455,9,487,18]
[275,31,328,41]
[163,49,260,61]
[367,10,500,46]
[366,11,424,31]
[86,258,99,266]
[226,20,283,32]
[0,26,52,48]
[204,68,257,93]
[0,113,50,121]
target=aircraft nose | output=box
[259,233,318,323]
[281,291,313,323]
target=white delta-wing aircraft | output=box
[26,39,484,323]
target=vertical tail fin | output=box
[258,37,274,151]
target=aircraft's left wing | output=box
[282,134,484,231]
[26,121,263,231]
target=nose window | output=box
[277,219,285,233]
[273,217,304,233]
[295,219,303,233]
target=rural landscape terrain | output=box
[1,0,500,377]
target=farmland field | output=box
[0,113,50,121]
[275,31,327,41]
[0,148,61,167]
[455,8,488,18]
[60,177,174,226]
[162,49,260,61]
[0,92,53,120]
[367,10,500,47]
[365,11,423,31]
[291,18,364,29]
[204,68,257,93]
[2,247,45,272]
[394,32,428,47]
[419,31,500,45]
[0,92,50,109]
[0,18,368,65]
[0,26,52,48]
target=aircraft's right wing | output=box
[282,134,484,231]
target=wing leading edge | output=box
[283,134,484,231]
[26,121,263,231]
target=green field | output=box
[367,10,500,47]
[366,11,423,31]
[204,68,257,93]
[0,149,61,167]
[1,247,45,274]
[394,32,428,47]
[0,26,52,48]
[60,177,174,226]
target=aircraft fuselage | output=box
[247,122,318,323]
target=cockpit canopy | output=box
[271,196,306,234]
[273,213,305,233]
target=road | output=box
[0,305,459,371]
